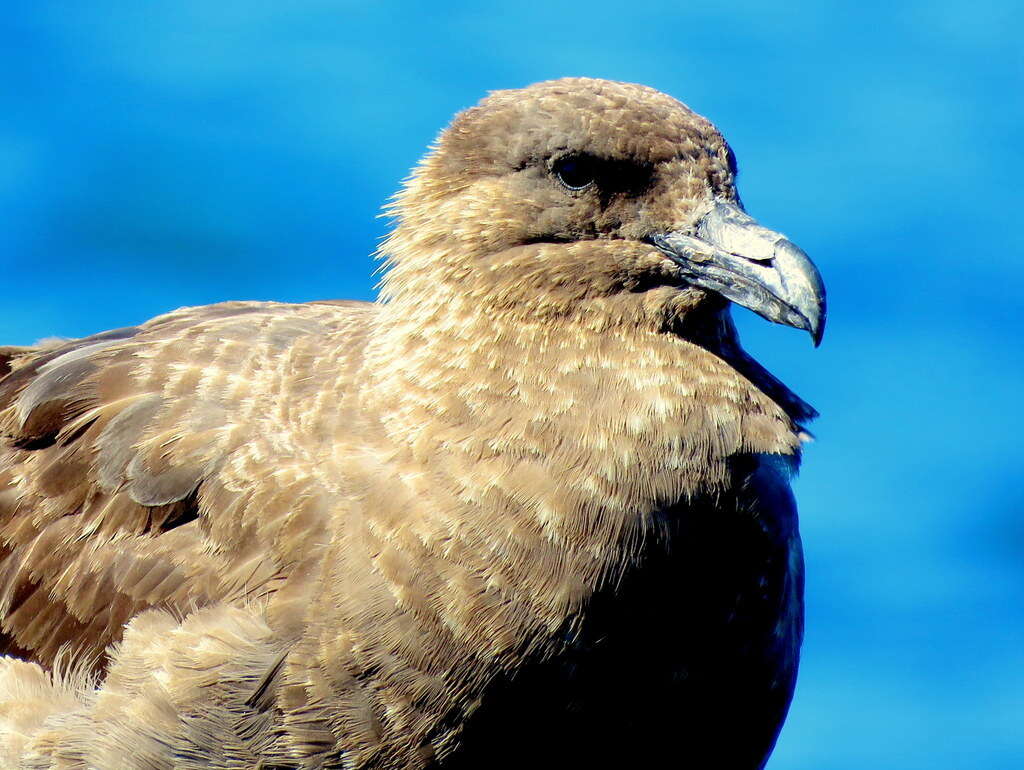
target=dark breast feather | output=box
[441,453,803,770]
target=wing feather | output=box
[0,300,372,666]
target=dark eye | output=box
[553,155,596,191]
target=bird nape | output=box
[0,78,824,769]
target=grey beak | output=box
[648,201,826,346]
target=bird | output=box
[0,77,824,769]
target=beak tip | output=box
[811,296,827,347]
[806,306,825,348]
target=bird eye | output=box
[553,155,596,191]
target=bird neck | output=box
[363,293,801,490]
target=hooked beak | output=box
[648,201,826,346]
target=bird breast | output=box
[330,304,803,657]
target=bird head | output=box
[380,78,825,345]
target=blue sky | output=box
[2,2,1023,767]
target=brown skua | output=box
[0,78,824,769]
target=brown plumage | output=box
[0,78,824,768]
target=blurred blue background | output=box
[2,2,1022,767]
